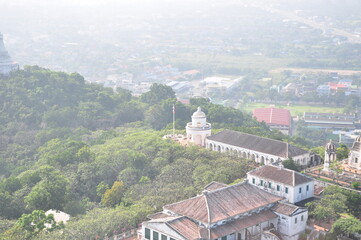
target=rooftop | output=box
[248,165,313,186]
[164,182,283,224]
[207,129,308,158]
[253,108,291,126]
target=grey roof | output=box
[207,129,308,158]
[248,165,313,186]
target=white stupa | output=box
[0,33,18,76]
[186,107,212,146]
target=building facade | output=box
[0,33,18,76]
[247,165,314,204]
[140,181,308,240]
[206,129,315,167]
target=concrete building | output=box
[186,107,211,147]
[247,165,314,204]
[253,108,292,135]
[206,130,315,167]
[140,181,308,240]
[0,33,18,76]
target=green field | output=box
[166,53,296,71]
[240,103,344,116]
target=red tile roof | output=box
[164,182,283,224]
[328,82,347,90]
[253,108,291,126]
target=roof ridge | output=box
[203,194,211,232]
[164,193,203,209]
[205,181,246,194]
[223,129,289,144]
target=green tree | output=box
[16,210,59,239]
[330,215,361,238]
[336,144,349,160]
[101,181,126,207]
[282,159,299,171]
[25,166,68,211]
[140,83,176,105]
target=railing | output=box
[186,122,212,129]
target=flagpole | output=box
[173,104,175,136]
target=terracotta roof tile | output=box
[204,181,228,191]
[164,182,283,224]
[271,202,300,216]
[167,217,201,240]
[207,130,308,158]
[248,165,313,186]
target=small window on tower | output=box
[355,158,358,163]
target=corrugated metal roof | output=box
[248,165,313,186]
[164,182,283,224]
[207,129,308,158]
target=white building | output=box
[185,107,211,147]
[140,181,308,240]
[206,129,315,167]
[247,165,314,204]
[346,135,361,174]
[0,33,18,76]
[323,140,336,173]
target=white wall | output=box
[247,174,314,203]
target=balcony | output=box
[186,122,211,130]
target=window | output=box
[252,178,255,184]
[153,231,159,240]
[299,187,302,194]
[161,235,167,240]
[221,236,227,240]
[356,158,358,163]
[145,228,151,239]
[301,215,304,221]
[170,238,175,240]
[295,217,297,224]
[277,185,280,191]
[260,180,264,186]
[268,182,272,188]
[285,187,288,194]
[306,185,309,191]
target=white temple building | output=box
[185,107,211,147]
[345,135,361,174]
[184,107,315,167]
[0,33,18,76]
[322,140,336,173]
